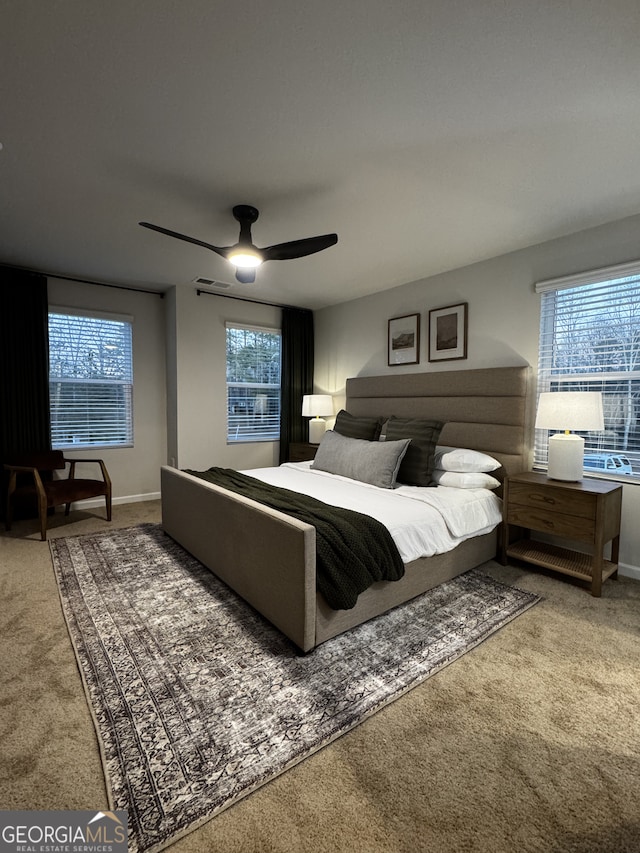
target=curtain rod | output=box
[0,264,165,297]
[1,262,313,309]
[196,288,309,311]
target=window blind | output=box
[226,324,281,442]
[48,312,133,448]
[535,263,640,479]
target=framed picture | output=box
[388,313,420,366]
[428,302,468,362]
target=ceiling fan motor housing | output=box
[233,204,259,225]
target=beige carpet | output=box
[1,502,639,853]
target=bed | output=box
[161,365,531,652]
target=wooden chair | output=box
[4,451,112,540]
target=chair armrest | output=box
[4,465,46,501]
[65,458,111,487]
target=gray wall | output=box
[314,213,640,577]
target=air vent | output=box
[192,277,232,289]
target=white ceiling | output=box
[2,1,640,310]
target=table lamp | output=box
[302,394,333,444]
[535,391,604,481]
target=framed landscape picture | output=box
[388,313,420,366]
[428,302,468,362]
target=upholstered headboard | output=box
[345,366,532,478]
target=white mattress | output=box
[241,461,502,564]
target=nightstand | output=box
[288,442,318,462]
[501,471,622,596]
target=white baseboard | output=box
[70,492,161,510]
[619,562,640,581]
[114,492,161,505]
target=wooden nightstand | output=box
[288,442,318,462]
[501,471,622,596]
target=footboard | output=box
[161,466,317,651]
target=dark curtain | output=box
[279,307,314,463]
[0,267,51,518]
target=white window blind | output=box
[535,261,640,479]
[48,311,134,448]
[226,323,281,442]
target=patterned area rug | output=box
[50,523,540,853]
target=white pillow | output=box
[431,469,501,490]
[433,445,501,474]
[312,430,410,489]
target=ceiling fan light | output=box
[228,249,263,268]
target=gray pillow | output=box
[311,430,410,489]
[384,417,444,486]
[334,409,384,441]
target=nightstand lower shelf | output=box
[506,539,619,585]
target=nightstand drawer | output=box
[508,482,596,520]
[506,505,595,540]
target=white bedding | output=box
[241,461,502,564]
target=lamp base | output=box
[547,433,585,481]
[308,417,327,445]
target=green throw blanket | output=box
[184,467,405,610]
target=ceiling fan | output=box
[139,204,338,283]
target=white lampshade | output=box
[534,392,604,432]
[302,394,333,417]
[302,394,333,444]
[535,391,604,481]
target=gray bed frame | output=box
[161,366,531,652]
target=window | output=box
[535,260,640,479]
[226,324,281,442]
[48,310,133,449]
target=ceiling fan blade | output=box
[262,233,338,262]
[235,267,256,284]
[139,222,231,259]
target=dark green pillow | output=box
[384,417,445,486]
[334,409,384,441]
